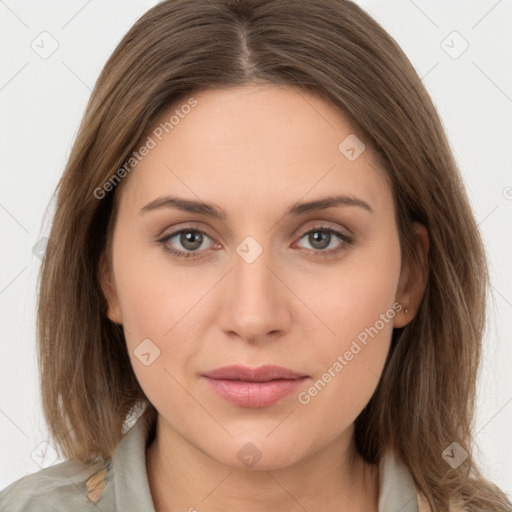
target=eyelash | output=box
[157,225,354,260]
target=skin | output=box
[101,84,429,512]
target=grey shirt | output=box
[0,418,419,511]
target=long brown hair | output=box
[37,1,511,510]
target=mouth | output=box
[200,365,310,408]
[201,364,310,382]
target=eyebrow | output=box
[139,194,374,218]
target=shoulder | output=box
[0,457,115,511]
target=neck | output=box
[145,416,380,512]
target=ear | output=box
[99,252,123,325]
[393,222,430,328]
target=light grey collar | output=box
[113,418,156,511]
[378,449,419,512]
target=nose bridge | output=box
[218,235,291,341]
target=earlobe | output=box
[99,253,123,325]
[393,222,430,328]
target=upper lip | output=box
[201,365,309,382]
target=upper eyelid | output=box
[294,222,351,238]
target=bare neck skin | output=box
[145,415,379,512]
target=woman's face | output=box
[102,84,418,470]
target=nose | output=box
[217,242,293,345]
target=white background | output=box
[1,0,511,500]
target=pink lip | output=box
[201,364,309,381]
[201,365,310,408]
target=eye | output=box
[294,226,353,258]
[157,224,353,260]
[157,228,216,259]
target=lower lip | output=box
[202,376,309,408]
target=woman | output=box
[1,0,510,511]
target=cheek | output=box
[110,234,213,396]
[112,253,200,414]
[294,292,397,445]
[302,228,401,350]
[111,224,194,337]
[294,232,401,413]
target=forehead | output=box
[117,84,392,219]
